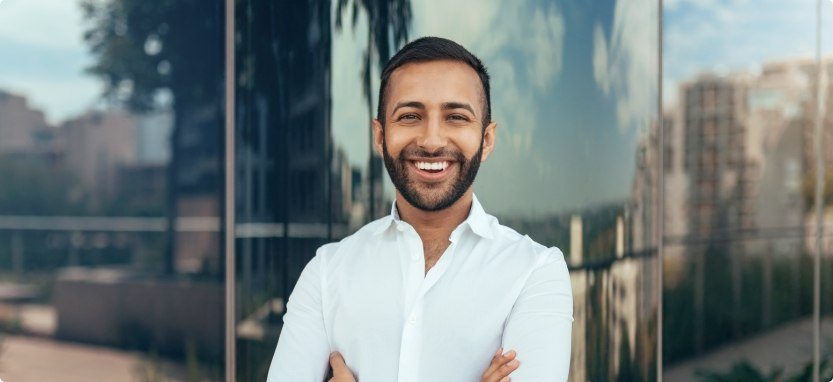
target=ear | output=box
[372,118,384,157]
[480,120,497,162]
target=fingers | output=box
[482,349,520,382]
[329,352,353,379]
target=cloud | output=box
[0,0,87,51]
[411,0,567,153]
[663,0,816,106]
[0,0,101,124]
[525,6,565,91]
[593,23,610,96]
[593,0,658,134]
[0,75,101,124]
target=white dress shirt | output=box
[267,194,573,381]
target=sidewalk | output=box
[0,335,191,382]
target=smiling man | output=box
[267,37,573,382]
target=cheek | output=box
[384,128,416,156]
[451,132,483,159]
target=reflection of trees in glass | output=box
[232,1,412,380]
[81,0,224,274]
[335,0,411,218]
[335,0,411,118]
[695,357,833,382]
[663,244,820,365]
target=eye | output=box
[397,113,420,122]
[448,114,469,121]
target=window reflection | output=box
[0,0,225,380]
[662,0,832,379]
[236,0,659,380]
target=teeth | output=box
[415,161,449,171]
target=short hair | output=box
[377,36,491,129]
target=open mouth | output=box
[408,160,455,181]
[414,161,449,173]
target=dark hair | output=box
[377,36,491,129]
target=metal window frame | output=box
[224,0,236,379]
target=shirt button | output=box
[409,317,417,325]
[396,224,406,232]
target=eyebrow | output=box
[390,101,477,117]
[391,101,425,115]
[441,102,476,116]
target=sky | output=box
[663,0,825,106]
[1,0,830,215]
[333,0,656,215]
[0,0,102,125]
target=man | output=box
[267,36,573,381]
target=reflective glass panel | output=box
[235,1,659,380]
[662,0,825,379]
[0,0,226,379]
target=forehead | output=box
[386,60,484,110]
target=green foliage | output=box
[663,246,817,364]
[335,0,412,113]
[695,357,833,382]
[81,0,222,112]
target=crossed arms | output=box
[266,253,573,381]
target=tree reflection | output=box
[82,0,224,275]
[233,0,411,379]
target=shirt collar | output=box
[372,194,494,240]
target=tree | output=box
[82,0,225,274]
[335,0,412,218]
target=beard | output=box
[382,136,483,212]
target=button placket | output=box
[397,224,425,382]
[398,225,423,326]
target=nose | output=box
[416,115,447,153]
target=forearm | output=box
[501,252,573,381]
[267,254,331,381]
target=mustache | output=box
[397,147,466,161]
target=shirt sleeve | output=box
[501,248,574,381]
[266,250,330,381]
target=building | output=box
[0,90,60,164]
[60,110,139,203]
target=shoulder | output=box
[313,215,391,261]
[490,219,566,268]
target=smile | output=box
[414,161,449,171]
[408,160,455,181]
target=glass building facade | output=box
[0,0,829,381]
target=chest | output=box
[422,239,451,273]
[323,242,523,349]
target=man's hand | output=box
[481,348,520,382]
[327,352,356,382]
[326,348,519,382]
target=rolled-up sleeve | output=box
[267,251,330,381]
[501,248,573,381]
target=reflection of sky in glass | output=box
[1,0,661,215]
[333,0,657,216]
[664,0,818,106]
[0,0,101,124]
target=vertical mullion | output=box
[657,0,665,379]
[813,0,824,380]
[224,0,237,379]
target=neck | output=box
[395,189,473,242]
